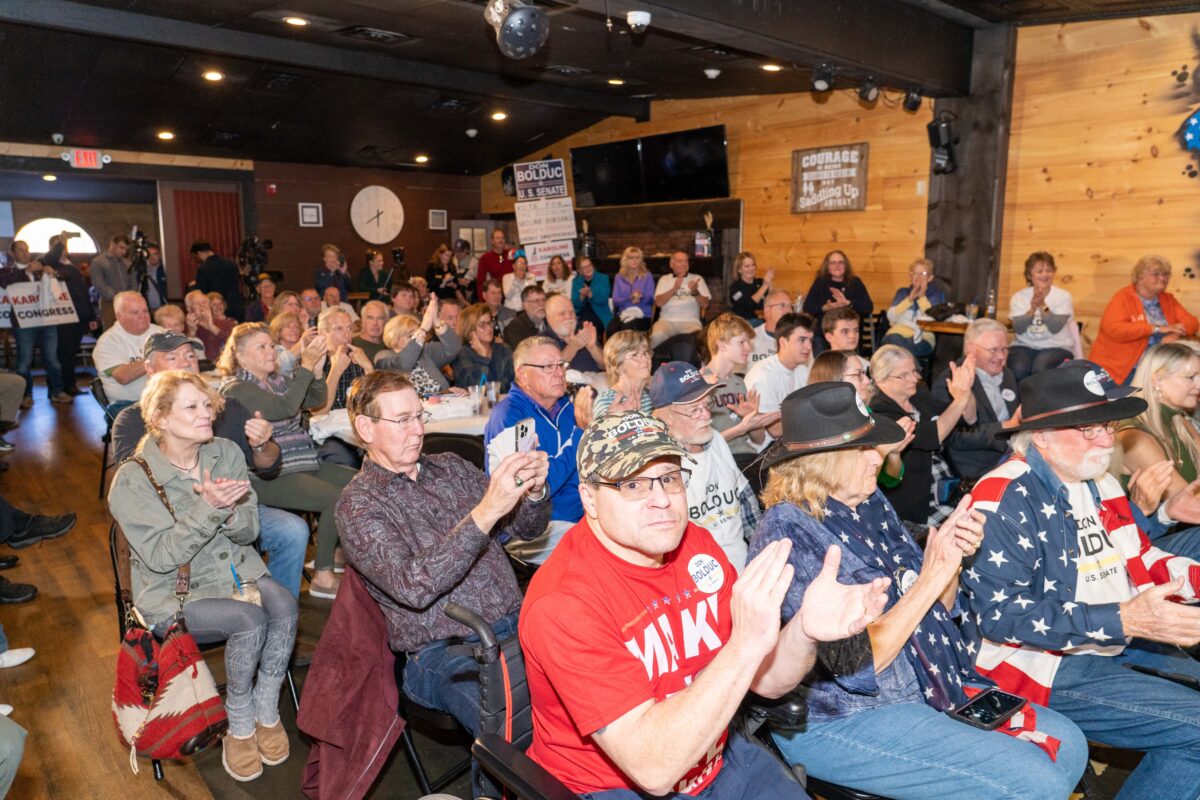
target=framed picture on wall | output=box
[428,209,448,230]
[298,203,323,227]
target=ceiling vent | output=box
[425,96,482,117]
[204,130,245,147]
[680,45,750,62]
[248,70,315,97]
[335,26,415,45]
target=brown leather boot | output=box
[256,720,290,766]
[222,732,263,781]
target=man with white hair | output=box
[92,290,165,409]
[543,293,603,374]
[352,300,389,362]
[965,361,1200,800]
[749,289,793,366]
[933,317,1021,482]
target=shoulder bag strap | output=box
[127,457,191,602]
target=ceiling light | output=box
[812,65,833,93]
[903,90,923,112]
[858,77,880,103]
[491,111,508,121]
[203,70,225,82]
[283,16,309,27]
[42,174,57,182]
[414,155,429,164]
[484,0,550,60]
[156,131,175,140]
[760,63,783,73]
[607,78,625,86]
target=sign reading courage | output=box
[791,142,869,213]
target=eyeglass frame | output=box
[1074,420,1120,440]
[366,411,433,428]
[521,361,570,373]
[589,468,692,499]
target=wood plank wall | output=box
[480,92,932,310]
[1002,14,1200,335]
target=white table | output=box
[424,414,489,437]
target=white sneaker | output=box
[0,648,35,668]
[0,705,12,717]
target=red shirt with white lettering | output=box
[519,519,735,795]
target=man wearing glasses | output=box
[338,370,550,734]
[483,336,583,566]
[650,362,759,571]
[520,411,889,799]
[933,318,1021,482]
[965,362,1200,800]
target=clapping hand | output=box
[244,411,272,449]
[1127,460,1174,515]
[829,287,849,306]
[764,267,776,285]
[730,540,795,659]
[799,545,890,642]
[688,277,701,294]
[574,385,596,429]
[946,354,976,402]
[879,415,915,458]
[194,469,250,510]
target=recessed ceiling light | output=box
[491,111,508,121]
[608,78,625,86]
[761,63,783,73]
[415,155,429,164]
[283,16,309,27]
[157,131,175,140]
[42,174,57,182]
[203,70,225,82]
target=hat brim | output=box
[592,441,695,482]
[995,395,1147,436]
[674,381,724,405]
[760,414,907,472]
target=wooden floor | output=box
[1,380,216,800]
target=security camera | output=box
[626,10,651,34]
[704,68,721,80]
[51,133,64,145]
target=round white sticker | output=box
[1001,388,1016,402]
[897,567,918,595]
[855,393,869,417]
[688,554,725,594]
[1083,370,1105,397]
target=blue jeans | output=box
[0,622,8,653]
[257,505,308,598]
[771,694,1086,800]
[15,326,63,397]
[581,732,808,800]
[1049,641,1200,800]
[401,610,520,736]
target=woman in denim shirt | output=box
[748,382,1087,800]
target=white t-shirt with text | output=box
[93,323,166,403]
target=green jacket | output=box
[108,435,266,625]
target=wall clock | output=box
[350,185,404,244]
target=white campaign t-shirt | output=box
[655,274,711,323]
[93,323,166,403]
[749,324,777,367]
[745,355,809,414]
[686,434,750,571]
[1010,285,1079,354]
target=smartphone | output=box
[487,417,536,472]
[948,688,1025,731]
[516,418,537,453]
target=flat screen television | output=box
[569,125,729,208]
[571,138,643,208]
[640,125,730,203]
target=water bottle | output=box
[985,288,996,319]
[792,294,804,314]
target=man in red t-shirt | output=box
[476,228,514,300]
[520,411,890,799]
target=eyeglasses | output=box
[475,318,494,329]
[844,370,868,381]
[1147,271,1171,279]
[591,469,691,500]
[368,411,432,428]
[1076,421,1119,440]
[885,370,921,382]
[672,401,712,419]
[976,345,1010,357]
[522,361,569,373]
[625,350,651,361]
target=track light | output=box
[484,0,550,60]
[903,90,922,112]
[811,65,833,93]
[858,78,879,103]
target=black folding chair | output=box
[92,376,117,499]
[423,433,487,470]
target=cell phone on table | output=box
[487,417,536,472]
[947,688,1025,730]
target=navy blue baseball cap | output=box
[649,361,723,409]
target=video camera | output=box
[129,226,153,294]
[237,235,273,274]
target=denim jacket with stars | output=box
[961,447,1196,704]
[751,498,980,722]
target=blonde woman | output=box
[883,258,946,357]
[107,370,299,782]
[611,245,655,333]
[375,299,464,395]
[217,323,355,600]
[268,311,306,379]
[592,331,653,417]
[748,382,1086,800]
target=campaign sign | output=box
[513,159,569,202]
[526,240,576,278]
[515,197,578,245]
[0,279,79,329]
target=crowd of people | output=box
[7,229,1200,799]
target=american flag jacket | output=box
[960,447,1200,705]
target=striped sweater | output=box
[960,448,1200,705]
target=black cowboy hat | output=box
[998,360,1146,435]
[760,382,906,471]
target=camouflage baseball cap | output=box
[577,411,692,482]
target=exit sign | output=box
[68,149,104,169]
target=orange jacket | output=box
[1089,284,1198,383]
